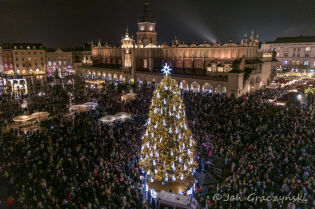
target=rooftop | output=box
[267,35,315,43]
[1,43,44,50]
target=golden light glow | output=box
[139,76,197,182]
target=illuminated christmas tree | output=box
[140,64,197,183]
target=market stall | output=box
[13,115,33,124]
[69,105,87,112]
[83,102,98,110]
[115,112,131,121]
[99,115,117,123]
[31,112,50,121]
[121,93,137,102]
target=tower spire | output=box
[140,1,152,22]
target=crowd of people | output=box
[0,78,154,208]
[0,76,313,209]
[0,76,69,129]
[184,88,314,209]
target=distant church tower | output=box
[137,1,157,46]
[121,28,136,79]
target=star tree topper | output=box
[161,63,172,77]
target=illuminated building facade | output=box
[6,43,46,75]
[1,46,14,75]
[79,2,274,97]
[46,49,73,77]
[261,36,315,73]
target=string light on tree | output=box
[139,64,197,182]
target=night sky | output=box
[0,0,314,48]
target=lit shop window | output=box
[305,47,311,51]
[283,60,288,65]
[304,60,309,66]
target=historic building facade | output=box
[7,43,46,75]
[79,2,274,97]
[1,46,14,75]
[46,49,73,77]
[261,36,315,72]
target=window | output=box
[177,61,181,68]
[283,60,288,65]
[187,61,191,68]
[293,48,296,51]
[298,48,300,51]
[305,53,310,58]
[314,61,315,67]
[284,53,288,57]
[217,67,224,72]
[16,64,19,67]
[15,52,17,55]
[41,63,44,66]
[277,52,280,56]
[23,64,25,67]
[304,60,309,66]
[143,59,147,68]
[22,58,24,61]
[34,52,37,54]
[305,47,311,51]
[16,58,18,61]
[297,53,300,57]
[58,61,62,66]
[197,62,201,69]
[48,61,52,66]
[293,53,295,57]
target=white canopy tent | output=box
[121,93,137,102]
[13,115,33,123]
[99,115,117,123]
[83,102,98,110]
[115,112,131,121]
[157,191,198,209]
[69,105,87,112]
[99,112,131,124]
[31,112,50,121]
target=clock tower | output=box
[137,1,157,46]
